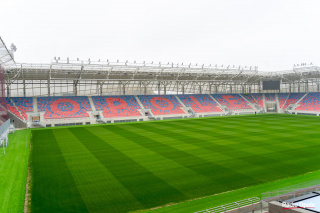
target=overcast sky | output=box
[1,0,320,71]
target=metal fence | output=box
[0,119,10,146]
[194,197,260,213]
[194,178,320,213]
[261,178,320,201]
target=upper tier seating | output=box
[92,96,142,118]
[12,97,33,120]
[38,96,92,119]
[138,95,185,115]
[282,93,305,109]
[278,93,289,109]
[6,98,24,120]
[295,93,320,111]
[178,94,222,113]
[212,94,252,110]
[265,93,276,102]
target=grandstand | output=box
[92,95,142,118]
[178,94,222,113]
[3,36,320,213]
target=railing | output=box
[261,178,320,201]
[194,197,260,213]
[0,119,10,138]
[0,119,10,146]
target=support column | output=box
[73,80,78,96]
[305,80,308,93]
[6,84,10,97]
[23,80,26,97]
[158,82,160,95]
[176,82,179,95]
[48,79,51,96]
[123,84,126,95]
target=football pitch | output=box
[29,114,320,213]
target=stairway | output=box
[175,95,186,107]
[134,95,146,110]
[88,96,96,112]
[174,95,194,115]
[33,97,38,113]
[290,93,309,110]
[280,93,290,109]
[239,94,259,110]
[209,94,227,113]
[10,98,26,122]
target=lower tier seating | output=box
[242,93,264,108]
[178,94,222,113]
[282,93,305,109]
[138,95,185,115]
[212,94,252,110]
[278,93,289,109]
[6,98,24,120]
[251,94,264,108]
[265,93,276,102]
[295,93,320,111]
[92,96,142,118]
[12,97,33,120]
[38,96,92,119]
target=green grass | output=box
[0,129,31,213]
[30,114,320,213]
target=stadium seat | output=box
[12,97,33,120]
[278,93,289,109]
[296,93,320,111]
[178,94,222,113]
[38,96,92,119]
[265,93,276,102]
[212,94,252,110]
[138,95,185,115]
[5,98,25,120]
[282,93,305,109]
[243,93,264,108]
[92,96,142,118]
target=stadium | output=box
[2,1,320,212]
[2,35,320,213]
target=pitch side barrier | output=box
[195,178,320,213]
[194,197,260,213]
[0,119,10,147]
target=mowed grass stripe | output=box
[104,125,262,194]
[31,130,88,213]
[0,130,30,213]
[153,119,320,178]
[132,123,283,181]
[129,123,280,182]
[52,129,144,213]
[86,126,214,199]
[68,127,186,210]
[165,117,320,167]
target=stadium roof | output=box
[3,58,320,84]
[1,37,320,86]
[0,37,15,66]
